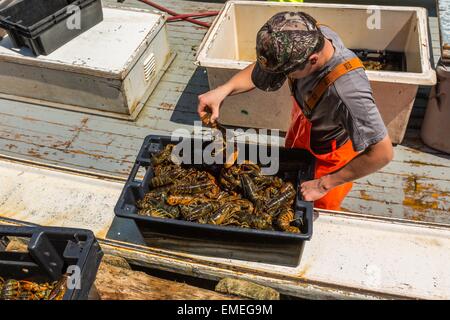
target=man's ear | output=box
[309,54,319,65]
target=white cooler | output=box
[0,7,175,120]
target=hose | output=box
[167,12,219,22]
[138,0,218,28]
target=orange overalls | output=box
[285,57,364,210]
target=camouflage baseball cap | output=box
[252,11,324,91]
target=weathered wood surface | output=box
[0,0,446,224]
[216,278,280,300]
[95,258,240,300]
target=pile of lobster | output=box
[0,275,67,300]
[137,144,302,233]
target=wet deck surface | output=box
[0,0,447,224]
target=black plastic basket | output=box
[0,0,103,55]
[0,225,103,300]
[351,48,407,71]
[114,135,315,267]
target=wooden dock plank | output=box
[390,145,450,168]
[342,197,450,223]
[0,113,139,159]
[0,137,134,176]
[351,182,450,205]
[0,118,143,161]
[95,261,240,300]
[379,161,450,181]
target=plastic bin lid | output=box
[0,8,165,78]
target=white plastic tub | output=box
[196,1,436,144]
[0,7,175,120]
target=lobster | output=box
[233,212,273,230]
[180,201,221,222]
[265,182,296,214]
[151,144,175,166]
[276,207,301,233]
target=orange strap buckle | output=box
[305,57,365,110]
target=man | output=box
[197,12,393,210]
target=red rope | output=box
[167,12,219,22]
[138,0,218,28]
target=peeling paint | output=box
[298,264,310,278]
[403,175,449,214]
[159,102,175,110]
[359,190,373,201]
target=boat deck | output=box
[0,0,447,224]
[1,159,449,299]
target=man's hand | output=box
[300,176,331,201]
[197,63,257,123]
[300,136,394,202]
[197,86,230,123]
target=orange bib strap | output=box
[305,57,365,110]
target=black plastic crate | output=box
[0,225,103,300]
[351,48,407,71]
[0,0,103,55]
[114,135,315,267]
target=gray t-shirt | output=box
[293,26,387,154]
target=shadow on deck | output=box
[170,67,209,126]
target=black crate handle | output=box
[28,232,64,281]
[128,136,162,185]
[127,162,143,184]
[294,201,313,234]
[0,226,103,300]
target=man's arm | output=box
[301,135,394,202]
[198,63,256,122]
